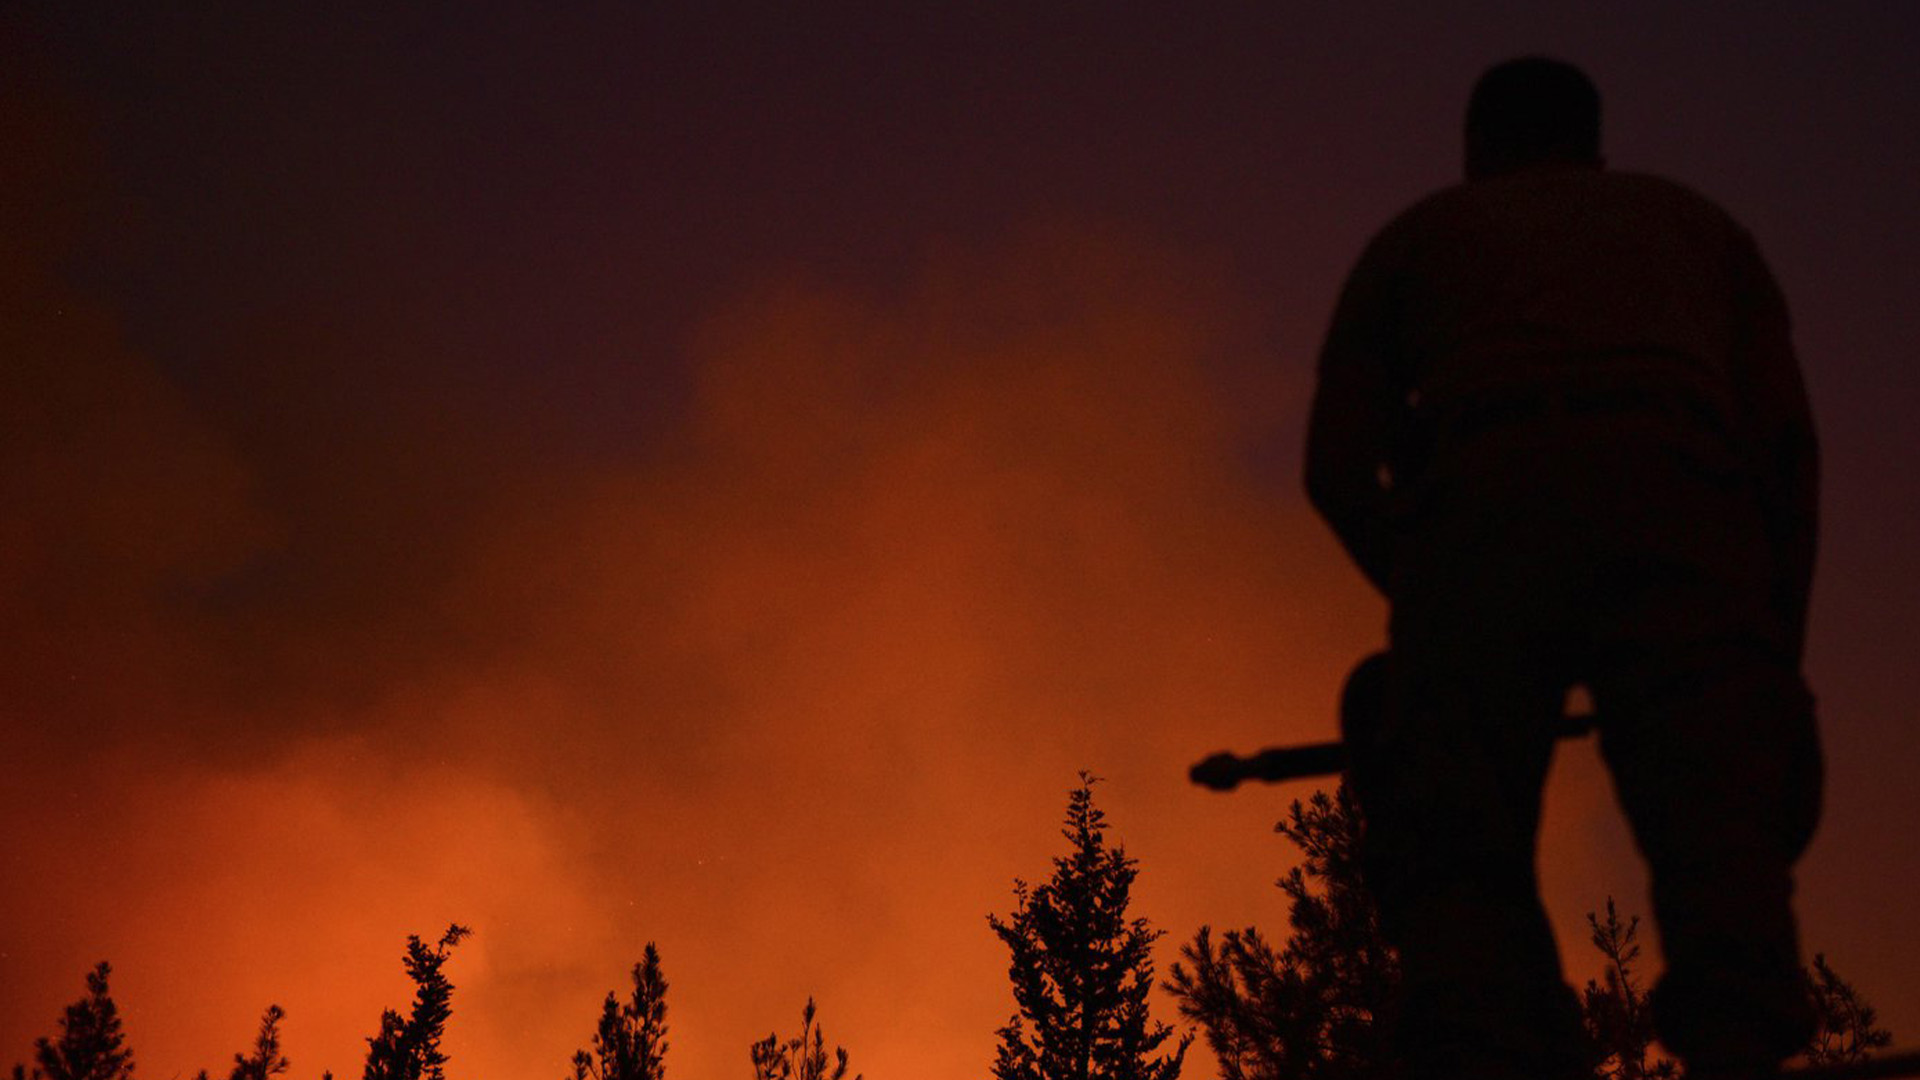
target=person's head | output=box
[1464,57,1604,180]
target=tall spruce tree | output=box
[571,944,670,1080]
[12,962,133,1080]
[362,925,471,1080]
[989,774,1190,1080]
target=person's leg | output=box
[1347,635,1589,1080]
[1594,640,1822,1077]
[1582,424,1823,1076]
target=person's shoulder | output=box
[1391,168,1735,217]
[1600,170,1751,231]
[1353,182,1477,263]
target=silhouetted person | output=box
[1305,58,1821,1080]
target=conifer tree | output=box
[362,925,471,1080]
[226,1006,292,1080]
[1167,785,1391,1080]
[1579,900,1674,1080]
[748,999,858,1080]
[571,944,670,1080]
[1804,954,1895,1067]
[989,774,1190,1080]
[12,962,134,1080]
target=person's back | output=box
[1304,57,1821,1080]
[1380,168,1760,404]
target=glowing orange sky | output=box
[0,217,1361,1078]
[5,7,1918,1080]
[0,218,1860,1080]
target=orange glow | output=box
[10,10,1920,1079]
[0,217,1699,1080]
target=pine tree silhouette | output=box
[989,773,1190,1080]
[1804,954,1894,1067]
[226,1006,292,1080]
[748,999,858,1080]
[1580,900,1675,1080]
[1167,785,1391,1080]
[11,962,133,1080]
[571,944,670,1080]
[361,925,471,1080]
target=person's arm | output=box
[1305,237,1406,598]
[1729,228,1819,658]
